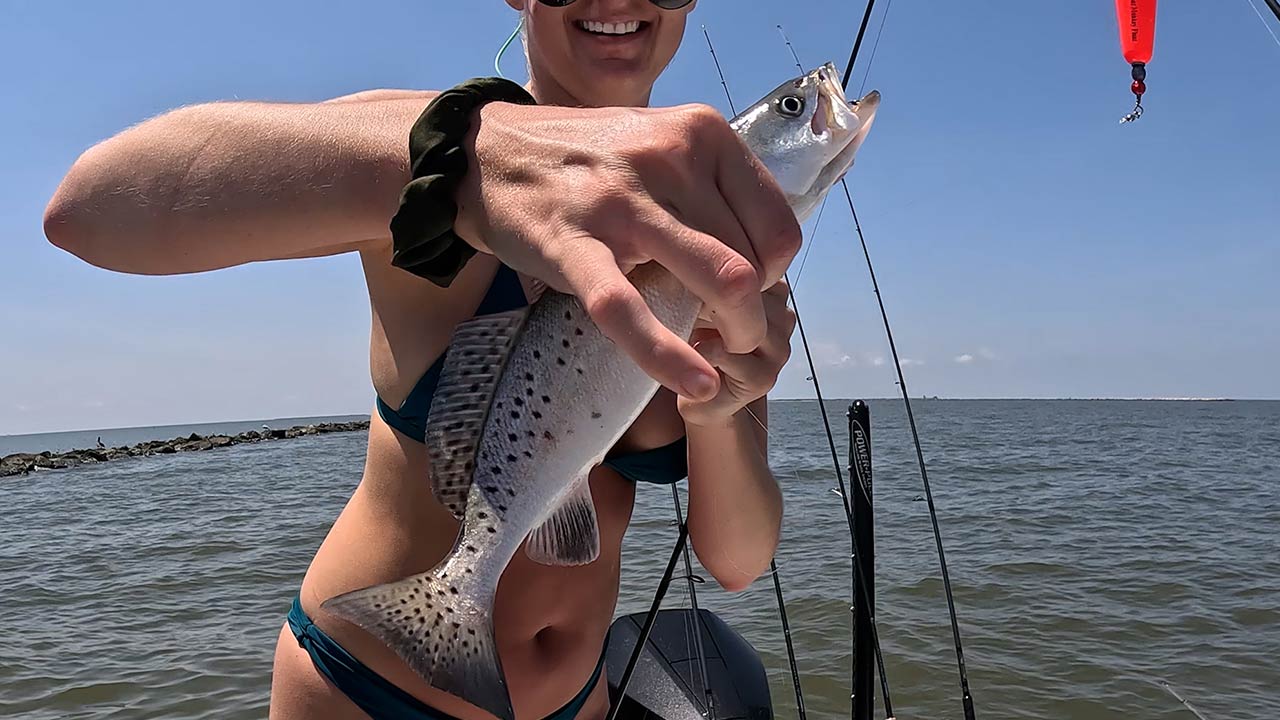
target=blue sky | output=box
[2,1,1278,435]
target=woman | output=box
[43,1,799,718]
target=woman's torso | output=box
[283,244,686,719]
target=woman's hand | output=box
[678,280,796,428]
[453,101,802,402]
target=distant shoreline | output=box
[1,420,370,479]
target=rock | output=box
[4,419,370,479]
[2,454,38,477]
[35,456,77,470]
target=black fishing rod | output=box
[605,521,689,720]
[839,2,977,718]
[1265,0,1280,23]
[670,485,716,720]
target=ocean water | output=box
[2,400,1277,719]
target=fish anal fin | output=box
[525,476,600,566]
[425,309,529,520]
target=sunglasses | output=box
[536,0,694,9]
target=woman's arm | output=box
[685,397,782,592]
[680,280,795,590]
[43,92,437,275]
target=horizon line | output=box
[3,398,1276,439]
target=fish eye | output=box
[777,95,805,118]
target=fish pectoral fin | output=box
[424,308,530,520]
[321,561,514,720]
[525,475,600,566]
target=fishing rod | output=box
[670,484,716,720]
[836,2,977,718]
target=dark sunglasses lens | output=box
[536,0,577,6]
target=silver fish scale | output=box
[464,265,698,536]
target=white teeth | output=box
[578,20,641,35]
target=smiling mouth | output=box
[575,19,649,37]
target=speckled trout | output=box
[324,64,880,719]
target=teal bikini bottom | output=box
[287,596,604,720]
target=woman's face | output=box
[505,0,695,107]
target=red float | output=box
[1115,0,1158,122]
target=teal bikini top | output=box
[376,264,687,486]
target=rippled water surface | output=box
[3,400,1277,719]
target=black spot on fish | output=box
[466,545,477,552]
[564,310,572,320]
[468,628,476,635]
[527,431,536,438]
[463,349,475,357]
[400,598,407,604]
[526,388,534,396]
[466,568,474,574]
[541,395,551,403]
[523,450,532,458]
[508,433,518,442]
[514,397,524,406]
[487,527,497,534]
[492,466,502,475]
[544,431,555,441]
[575,327,584,336]
[576,368,584,375]
[506,454,517,462]
[532,411,542,419]
[374,603,382,609]
[452,622,461,629]
[477,512,488,519]
[525,372,534,381]
[592,411,602,419]
[510,411,520,419]
[533,350,541,359]
[449,586,459,595]
[562,339,570,348]
[556,357,566,366]
[496,401,503,410]
[498,504,508,512]
[480,364,491,374]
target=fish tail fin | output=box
[321,560,512,720]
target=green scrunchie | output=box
[389,77,537,287]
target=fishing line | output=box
[838,2,977,714]
[769,25,897,720]
[857,0,895,97]
[1243,0,1280,50]
[705,25,903,720]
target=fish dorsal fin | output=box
[425,308,529,519]
[525,475,600,566]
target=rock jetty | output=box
[1,420,369,478]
